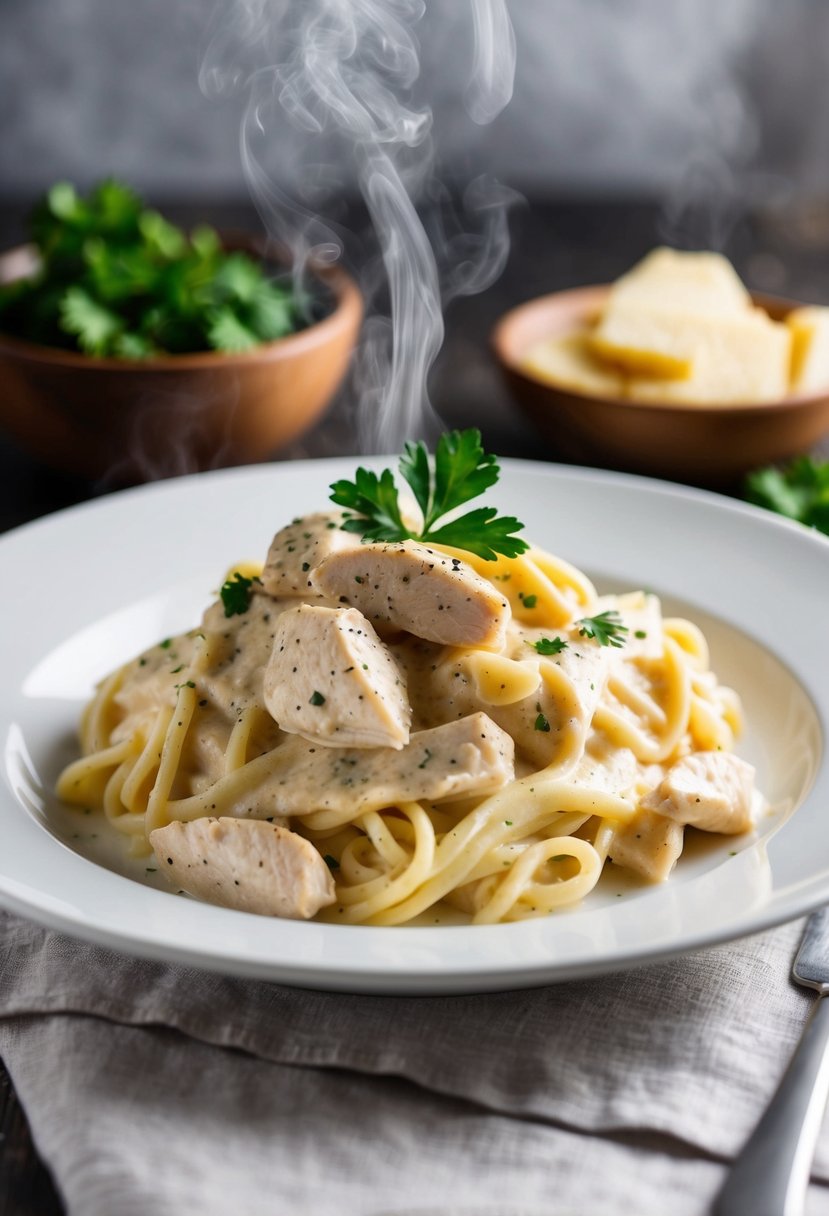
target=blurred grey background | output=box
[0,0,826,212]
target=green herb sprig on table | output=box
[329,429,529,561]
[0,180,301,357]
[744,458,829,536]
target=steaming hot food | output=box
[56,434,759,925]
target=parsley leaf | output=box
[330,467,409,542]
[329,429,528,561]
[576,610,629,648]
[745,458,829,535]
[220,572,257,617]
[529,636,568,655]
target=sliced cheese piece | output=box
[522,331,626,398]
[623,309,791,404]
[607,247,751,317]
[592,307,697,379]
[787,306,829,393]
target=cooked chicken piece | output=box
[263,604,411,749]
[261,511,357,598]
[609,809,684,882]
[234,712,515,817]
[310,540,510,649]
[640,751,755,834]
[149,817,335,919]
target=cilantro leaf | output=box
[59,287,122,355]
[576,610,628,648]
[220,572,257,617]
[529,636,568,655]
[329,430,529,561]
[207,308,261,353]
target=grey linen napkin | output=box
[2,908,829,1216]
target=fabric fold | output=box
[0,910,822,1172]
[9,1011,829,1216]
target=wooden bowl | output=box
[0,243,362,482]
[492,284,829,484]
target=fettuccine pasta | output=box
[57,507,756,925]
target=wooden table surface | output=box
[1,197,828,1214]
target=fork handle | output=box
[714,992,829,1216]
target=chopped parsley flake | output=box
[220,572,258,618]
[529,636,568,656]
[534,711,551,732]
[519,592,537,609]
[310,690,326,706]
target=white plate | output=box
[1,459,827,993]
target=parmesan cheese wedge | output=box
[591,248,755,380]
[607,247,752,317]
[786,306,829,393]
[522,331,625,397]
[623,309,791,405]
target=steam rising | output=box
[201,0,516,452]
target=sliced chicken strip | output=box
[212,712,514,819]
[609,809,684,882]
[310,540,510,649]
[640,750,755,834]
[263,604,410,749]
[150,818,335,918]
[261,511,357,598]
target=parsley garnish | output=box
[0,180,302,357]
[745,457,829,535]
[529,636,568,655]
[329,429,529,561]
[519,592,537,609]
[309,690,326,706]
[534,711,551,732]
[220,572,257,617]
[576,610,628,648]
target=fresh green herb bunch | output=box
[330,429,529,561]
[745,457,829,536]
[0,179,302,358]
